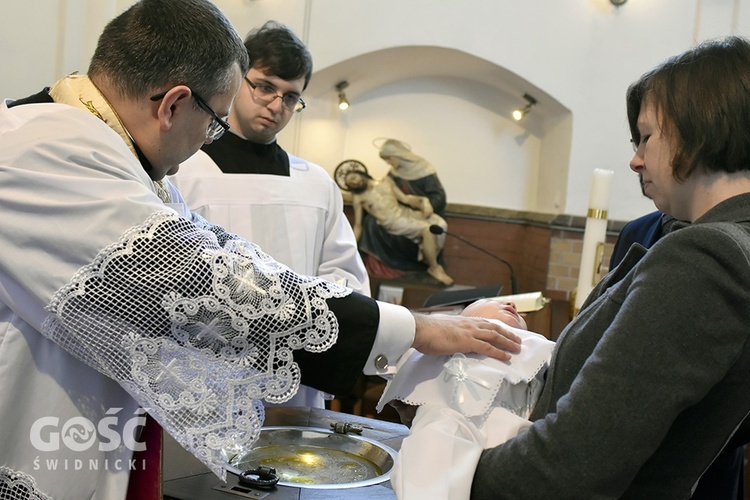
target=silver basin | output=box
[227,426,397,489]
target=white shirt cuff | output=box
[364,301,415,376]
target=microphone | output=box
[429,224,518,294]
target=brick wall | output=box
[346,207,620,300]
[344,206,623,337]
[439,216,617,302]
[547,228,617,300]
[440,216,550,295]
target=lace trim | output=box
[0,467,52,500]
[42,211,351,479]
[377,328,554,423]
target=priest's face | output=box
[145,66,241,180]
[230,66,306,144]
[167,86,236,177]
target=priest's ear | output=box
[149,85,192,131]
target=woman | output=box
[344,167,454,286]
[377,138,447,217]
[444,37,750,499]
[357,139,448,276]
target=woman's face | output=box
[382,156,399,168]
[629,99,686,218]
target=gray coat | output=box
[472,193,750,499]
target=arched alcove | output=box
[282,45,572,215]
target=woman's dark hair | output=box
[626,36,750,181]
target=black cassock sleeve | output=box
[293,291,380,396]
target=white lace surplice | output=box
[0,98,361,500]
[378,324,555,500]
[42,211,351,479]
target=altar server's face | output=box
[229,66,306,144]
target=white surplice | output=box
[172,150,371,408]
[0,97,355,498]
[172,150,369,296]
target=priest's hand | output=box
[411,313,522,362]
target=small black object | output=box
[422,284,504,308]
[238,466,279,489]
[330,421,367,435]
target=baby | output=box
[378,299,555,500]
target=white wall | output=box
[2,0,749,220]
[2,0,132,98]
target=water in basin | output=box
[228,426,397,489]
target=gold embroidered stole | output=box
[48,74,172,203]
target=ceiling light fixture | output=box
[336,80,350,110]
[512,93,538,121]
[610,0,627,6]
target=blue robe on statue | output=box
[358,172,446,273]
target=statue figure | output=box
[335,160,454,286]
[356,139,449,278]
